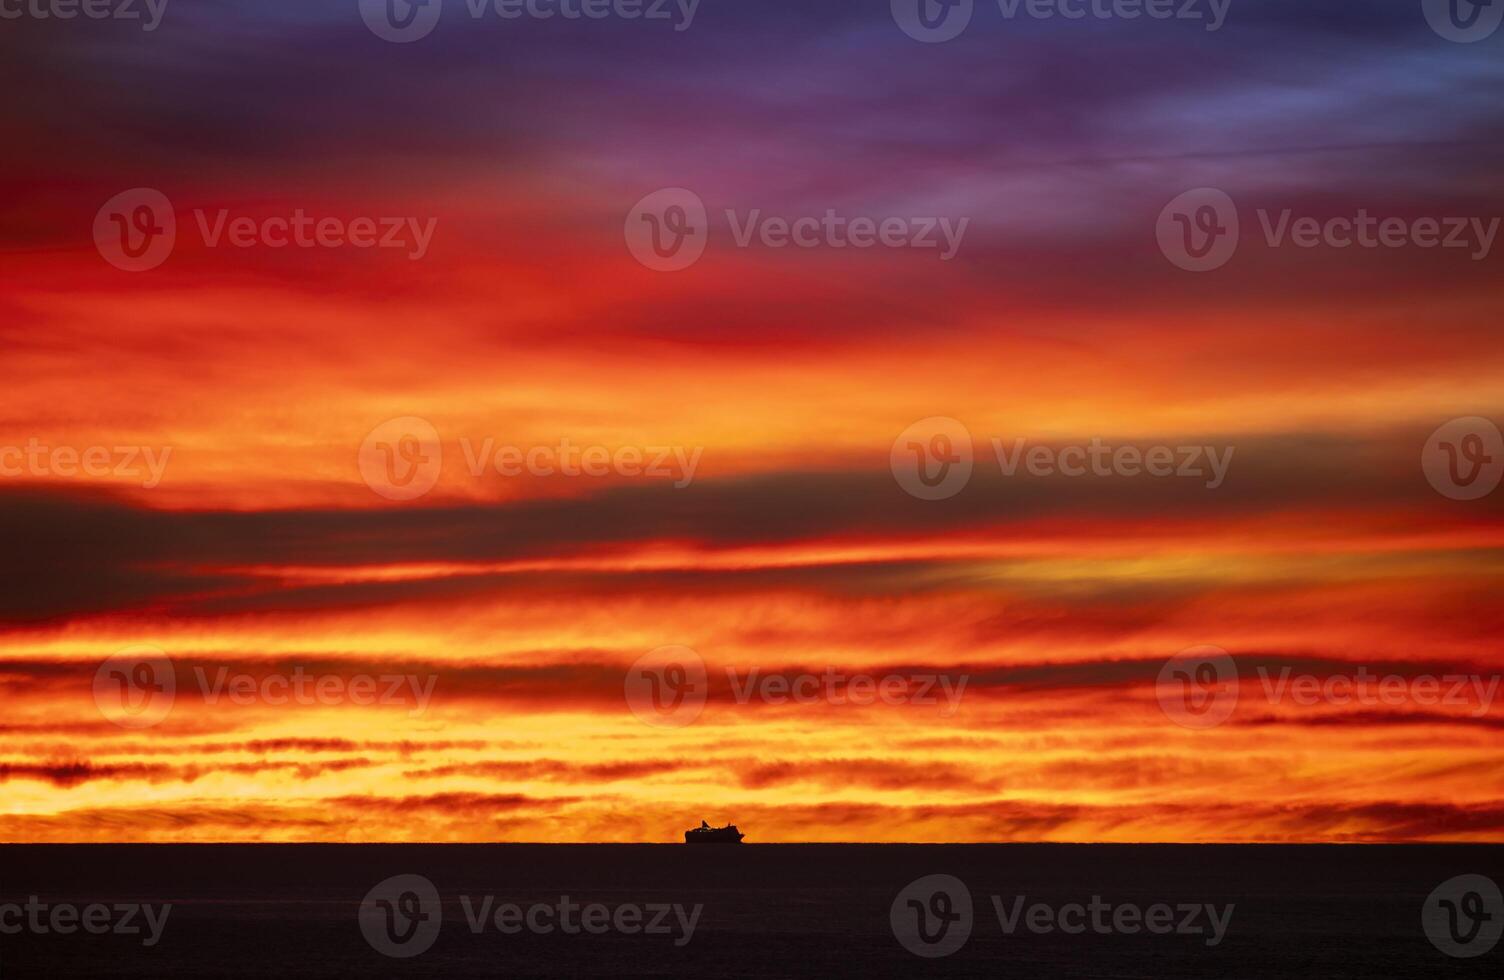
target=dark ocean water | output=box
[0,844,1499,978]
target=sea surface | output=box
[0,844,1499,978]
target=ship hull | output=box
[684,829,744,844]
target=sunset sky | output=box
[2,0,1502,843]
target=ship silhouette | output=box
[684,820,745,843]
